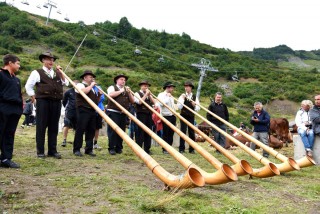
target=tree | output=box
[117,17,132,38]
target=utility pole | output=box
[191,58,218,100]
[44,0,57,25]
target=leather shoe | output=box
[74,151,83,157]
[189,150,195,154]
[179,150,185,154]
[0,160,20,168]
[146,151,152,155]
[109,149,116,155]
[163,150,169,154]
[37,154,45,158]
[116,150,122,154]
[48,152,62,159]
[85,151,96,157]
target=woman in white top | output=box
[295,100,314,157]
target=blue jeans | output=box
[298,128,314,151]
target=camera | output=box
[305,122,312,129]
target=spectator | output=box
[249,102,270,158]
[21,98,33,128]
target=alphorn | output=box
[59,73,204,189]
[154,94,280,178]
[148,93,253,177]
[104,89,237,185]
[192,99,310,171]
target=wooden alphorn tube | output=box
[194,100,308,171]
[160,94,280,178]
[125,90,238,185]
[59,71,204,189]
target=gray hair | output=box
[301,100,313,108]
[253,102,263,107]
[215,92,222,97]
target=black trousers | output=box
[36,99,61,155]
[0,107,21,161]
[162,115,176,152]
[179,115,195,152]
[22,114,31,126]
[73,107,96,153]
[107,111,126,152]
[136,112,152,152]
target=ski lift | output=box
[57,9,61,14]
[111,36,117,43]
[64,15,70,22]
[134,46,142,55]
[21,0,29,5]
[43,3,48,8]
[93,30,100,36]
[36,4,41,9]
[231,71,239,82]
[158,55,165,63]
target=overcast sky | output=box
[9,0,320,51]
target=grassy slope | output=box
[0,120,319,213]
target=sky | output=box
[7,0,320,51]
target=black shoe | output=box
[146,151,152,155]
[74,151,83,157]
[179,150,185,154]
[163,151,169,154]
[37,154,46,158]
[116,150,122,154]
[189,150,195,154]
[48,152,62,159]
[61,140,67,147]
[109,149,116,155]
[85,151,96,157]
[0,160,20,168]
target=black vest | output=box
[107,85,130,111]
[136,91,152,114]
[76,83,99,109]
[35,69,63,100]
[181,94,196,117]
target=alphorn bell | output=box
[168,95,280,178]
[150,93,252,176]
[109,89,238,185]
[59,72,204,189]
[198,101,313,170]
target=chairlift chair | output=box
[158,55,165,63]
[36,4,41,9]
[93,30,100,36]
[57,9,62,14]
[231,71,239,82]
[43,3,48,8]
[134,46,142,55]
[111,36,117,43]
[64,15,70,22]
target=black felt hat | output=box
[138,80,151,86]
[39,52,58,62]
[163,81,175,90]
[184,81,195,89]
[80,70,96,79]
[114,74,128,83]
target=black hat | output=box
[163,81,175,90]
[114,74,128,83]
[39,52,58,62]
[80,70,96,79]
[184,81,195,89]
[138,80,151,86]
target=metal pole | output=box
[45,4,53,25]
[196,68,205,100]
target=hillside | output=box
[1,2,320,124]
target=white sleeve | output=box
[25,70,40,96]
[177,94,185,110]
[107,85,115,94]
[134,92,141,104]
[295,110,306,130]
[62,78,69,86]
[195,97,200,112]
[75,83,85,93]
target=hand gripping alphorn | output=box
[59,76,204,189]
[158,94,281,178]
[190,99,312,171]
[104,89,238,185]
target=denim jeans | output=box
[298,128,314,151]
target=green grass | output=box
[0,119,320,213]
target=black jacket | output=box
[206,102,229,126]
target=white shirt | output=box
[157,91,175,116]
[295,109,311,131]
[177,92,200,111]
[25,66,69,96]
[75,82,96,94]
[106,84,124,112]
[134,90,152,105]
